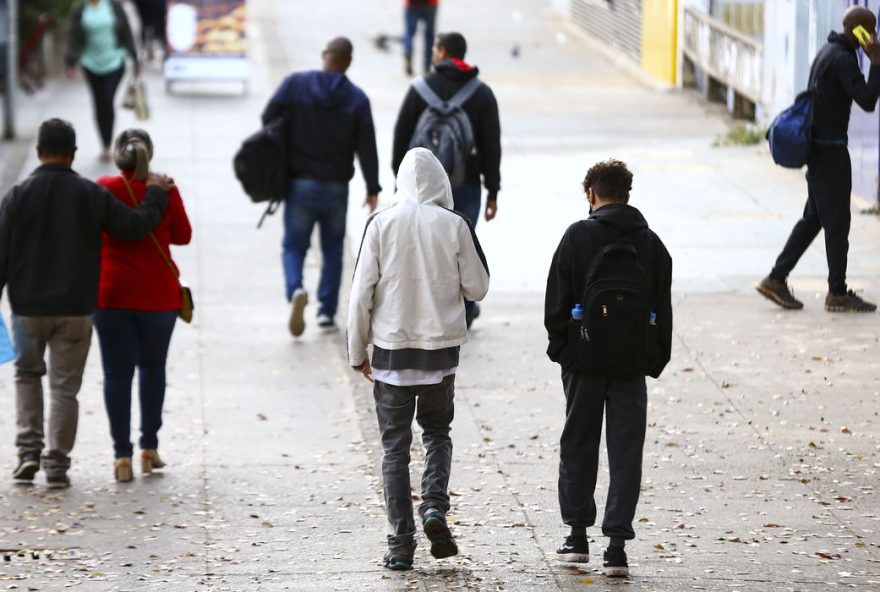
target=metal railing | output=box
[682,6,763,103]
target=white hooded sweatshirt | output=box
[347,148,490,368]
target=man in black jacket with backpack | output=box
[544,159,672,577]
[392,32,501,328]
[758,6,880,313]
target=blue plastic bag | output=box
[0,316,16,365]
[768,90,813,169]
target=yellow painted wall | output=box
[641,0,678,84]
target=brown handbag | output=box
[121,177,193,323]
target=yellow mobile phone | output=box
[853,24,873,47]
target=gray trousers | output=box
[558,370,647,540]
[374,375,455,558]
[12,315,93,475]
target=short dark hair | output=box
[436,32,467,59]
[582,159,633,202]
[37,119,76,158]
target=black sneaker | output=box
[603,546,629,577]
[12,453,40,483]
[555,535,588,563]
[465,303,481,329]
[756,276,803,310]
[316,314,339,334]
[825,290,877,312]
[383,553,413,571]
[423,510,458,559]
[45,474,70,490]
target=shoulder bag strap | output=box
[120,176,181,283]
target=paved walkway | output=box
[1,0,879,590]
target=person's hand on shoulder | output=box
[147,172,176,192]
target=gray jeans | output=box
[374,375,455,558]
[12,315,93,475]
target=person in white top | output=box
[347,147,489,571]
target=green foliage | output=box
[713,124,767,147]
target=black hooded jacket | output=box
[810,31,880,142]
[392,59,502,199]
[544,203,673,379]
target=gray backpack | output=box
[408,77,482,188]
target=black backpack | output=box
[408,77,482,188]
[574,226,654,377]
[233,115,289,227]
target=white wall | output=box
[551,0,571,14]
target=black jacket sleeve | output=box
[648,238,673,379]
[840,57,880,112]
[356,98,382,195]
[64,3,86,67]
[262,76,291,125]
[474,85,502,199]
[544,227,575,364]
[112,0,138,63]
[392,86,423,176]
[0,188,13,299]
[99,185,168,241]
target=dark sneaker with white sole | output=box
[12,453,40,483]
[825,290,877,312]
[423,510,458,559]
[46,473,71,490]
[555,535,588,563]
[383,553,413,571]
[603,546,629,577]
[756,276,803,310]
[316,314,338,333]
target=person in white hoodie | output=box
[348,148,489,571]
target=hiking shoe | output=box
[423,510,458,559]
[756,276,803,310]
[12,453,40,483]
[825,290,877,312]
[603,546,629,577]
[383,553,413,571]
[555,535,588,563]
[46,473,71,490]
[289,289,308,337]
[316,314,339,334]
[114,457,133,483]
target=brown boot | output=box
[825,290,877,312]
[141,450,166,475]
[114,457,133,483]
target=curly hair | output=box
[582,159,633,202]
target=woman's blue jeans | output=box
[282,178,349,318]
[93,309,177,458]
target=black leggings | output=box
[83,66,125,149]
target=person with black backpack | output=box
[392,32,501,328]
[544,159,672,577]
[260,37,381,337]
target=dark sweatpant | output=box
[558,370,647,540]
[770,144,852,294]
[83,66,125,149]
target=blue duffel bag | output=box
[767,90,814,168]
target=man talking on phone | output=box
[758,6,880,312]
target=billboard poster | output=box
[165,0,249,84]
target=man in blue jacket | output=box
[758,6,880,312]
[0,119,171,489]
[262,37,381,337]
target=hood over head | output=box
[588,202,649,234]
[395,148,453,208]
[828,30,857,52]
[435,58,480,81]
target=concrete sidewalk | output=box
[1,0,879,590]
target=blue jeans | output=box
[453,183,482,320]
[92,309,177,458]
[404,6,437,73]
[282,178,349,318]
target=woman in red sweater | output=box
[94,128,191,482]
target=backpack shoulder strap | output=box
[412,77,445,110]
[447,77,483,109]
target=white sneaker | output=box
[316,314,338,334]
[289,289,308,337]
